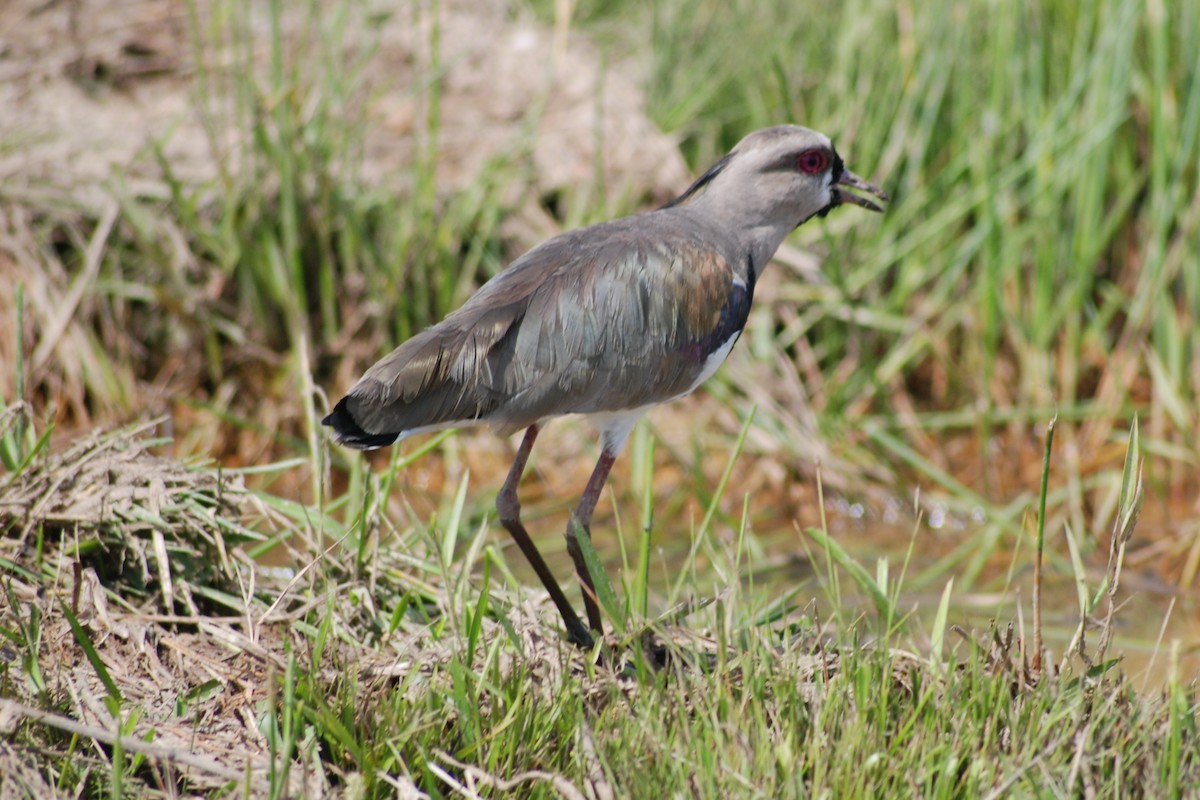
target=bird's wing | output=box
[340,213,750,438]
[489,226,750,430]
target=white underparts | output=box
[586,407,650,454]
[586,330,741,454]
[394,419,471,442]
[687,333,740,395]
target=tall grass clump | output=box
[2,0,523,477]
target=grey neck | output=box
[682,192,797,273]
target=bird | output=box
[324,125,887,649]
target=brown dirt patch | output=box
[0,0,686,210]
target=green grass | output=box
[2,0,1200,795]
[2,412,1196,797]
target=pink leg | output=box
[564,448,618,635]
[497,425,593,649]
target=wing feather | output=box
[332,210,749,441]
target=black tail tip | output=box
[322,398,399,450]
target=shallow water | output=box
[507,503,1200,688]
[483,428,1200,689]
[315,410,1200,687]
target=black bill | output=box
[834,169,888,212]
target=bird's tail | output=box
[322,397,400,450]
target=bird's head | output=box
[666,125,888,233]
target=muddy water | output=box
[817,508,1200,689]
[374,409,1199,688]
[498,494,1199,688]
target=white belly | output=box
[585,331,741,453]
[684,333,740,396]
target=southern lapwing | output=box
[324,125,887,648]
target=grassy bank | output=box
[1,413,1197,797]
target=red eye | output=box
[796,149,829,175]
